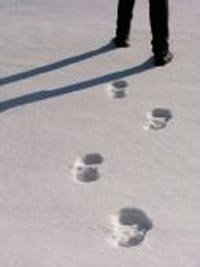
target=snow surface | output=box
[0,0,200,266]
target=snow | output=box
[0,0,200,266]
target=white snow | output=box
[0,0,200,267]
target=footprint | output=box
[143,108,172,131]
[110,207,153,248]
[106,79,128,98]
[72,153,103,183]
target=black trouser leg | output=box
[149,0,169,55]
[116,0,136,40]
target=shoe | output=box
[113,37,130,48]
[154,51,173,66]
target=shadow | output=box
[0,57,154,113]
[0,42,116,86]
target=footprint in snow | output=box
[72,153,103,183]
[106,80,128,99]
[143,108,172,131]
[110,207,153,248]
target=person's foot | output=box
[113,37,130,48]
[154,51,173,66]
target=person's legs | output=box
[149,0,173,65]
[149,0,169,54]
[114,0,136,46]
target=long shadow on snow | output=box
[0,57,154,113]
[0,42,115,86]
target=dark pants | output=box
[116,0,169,55]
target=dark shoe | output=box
[113,37,130,48]
[154,51,173,66]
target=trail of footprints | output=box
[71,79,173,248]
[106,80,172,130]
